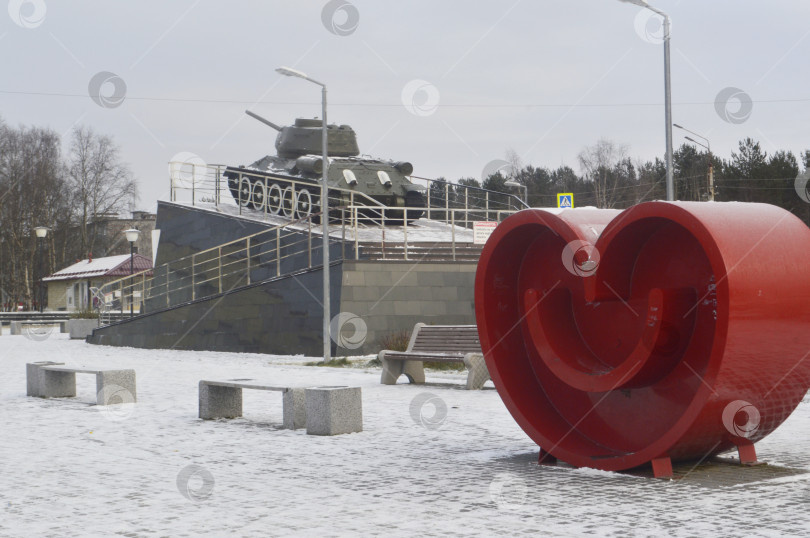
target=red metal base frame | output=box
[651,457,674,479]
[538,448,557,465]
[736,443,759,465]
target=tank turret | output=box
[246,111,360,158]
[223,111,426,223]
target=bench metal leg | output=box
[463,353,491,390]
[26,362,64,397]
[380,352,426,385]
[96,370,137,405]
[199,382,242,419]
[282,388,307,430]
[39,370,77,399]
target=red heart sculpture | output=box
[475,201,810,475]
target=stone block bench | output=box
[379,323,491,390]
[26,361,137,405]
[199,380,362,435]
[11,320,67,336]
[199,379,307,430]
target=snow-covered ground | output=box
[2,333,810,537]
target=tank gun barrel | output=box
[245,110,282,131]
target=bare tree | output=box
[0,121,67,309]
[577,139,629,208]
[504,148,523,178]
[67,126,138,256]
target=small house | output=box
[44,254,153,311]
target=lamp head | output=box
[34,226,49,239]
[124,228,141,243]
[617,0,649,6]
[276,66,308,80]
[504,180,521,189]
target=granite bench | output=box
[379,323,491,390]
[26,361,137,405]
[199,379,307,430]
[11,320,67,335]
[199,380,363,435]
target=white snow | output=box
[2,333,810,537]
[44,255,133,281]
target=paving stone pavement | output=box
[1,334,809,537]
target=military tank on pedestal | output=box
[223,111,426,223]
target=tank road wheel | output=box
[267,184,282,215]
[282,185,296,218]
[237,177,254,208]
[251,180,267,211]
[295,188,314,220]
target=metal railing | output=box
[169,162,527,222]
[169,161,386,217]
[93,163,530,325]
[96,211,340,326]
[343,205,518,261]
[95,201,522,326]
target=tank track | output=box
[223,167,424,224]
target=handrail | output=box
[96,208,337,326]
[169,162,527,218]
[94,163,530,325]
[169,162,387,212]
[344,205,518,262]
[411,175,529,210]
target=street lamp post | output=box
[674,123,714,202]
[125,228,141,318]
[618,0,674,201]
[504,179,528,207]
[276,66,331,362]
[34,227,49,313]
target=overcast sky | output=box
[2,0,809,211]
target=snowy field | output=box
[2,332,810,537]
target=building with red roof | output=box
[43,254,152,311]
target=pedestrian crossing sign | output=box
[557,193,574,209]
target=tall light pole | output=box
[34,227,49,312]
[125,228,141,318]
[276,66,331,362]
[504,179,528,207]
[618,0,674,201]
[675,123,714,202]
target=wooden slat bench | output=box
[26,361,137,405]
[378,323,490,390]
